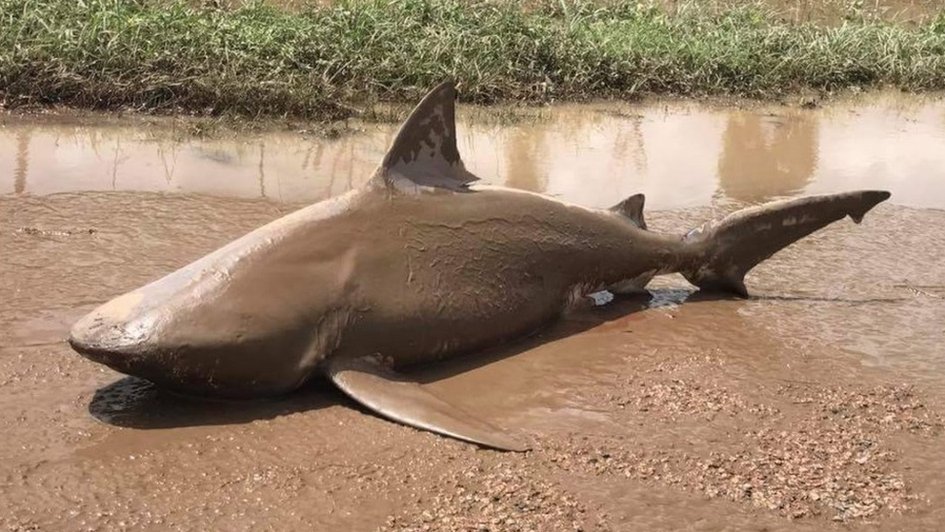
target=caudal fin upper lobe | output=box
[679,191,891,297]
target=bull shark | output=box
[69,82,890,451]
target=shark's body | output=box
[70,82,890,451]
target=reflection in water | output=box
[13,130,29,194]
[624,113,648,176]
[717,111,818,202]
[158,141,177,186]
[258,141,266,199]
[111,136,123,190]
[1,92,944,209]
[504,124,547,192]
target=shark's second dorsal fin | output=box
[374,81,480,192]
[610,193,647,229]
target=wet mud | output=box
[2,93,945,530]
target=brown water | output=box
[2,93,945,530]
[4,93,945,209]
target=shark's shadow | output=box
[89,374,340,429]
[89,288,902,430]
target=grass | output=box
[1,0,944,119]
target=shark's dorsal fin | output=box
[326,355,528,452]
[610,193,647,229]
[374,81,480,192]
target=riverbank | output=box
[2,0,944,119]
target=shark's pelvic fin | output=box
[680,190,891,297]
[610,193,647,229]
[325,355,528,452]
[374,81,480,192]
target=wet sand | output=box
[2,94,945,530]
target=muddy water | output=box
[2,93,945,531]
[4,93,945,209]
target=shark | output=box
[69,82,891,451]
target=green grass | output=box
[1,0,944,119]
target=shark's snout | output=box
[68,291,154,372]
[68,286,313,399]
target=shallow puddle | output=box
[2,92,945,209]
[2,93,945,530]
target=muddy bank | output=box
[2,96,945,530]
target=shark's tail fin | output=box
[679,190,891,297]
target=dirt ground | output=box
[2,185,944,530]
[3,93,945,530]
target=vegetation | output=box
[1,0,944,118]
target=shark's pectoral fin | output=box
[325,356,529,452]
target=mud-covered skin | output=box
[331,187,683,367]
[70,185,680,397]
[67,189,361,397]
[69,182,888,400]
